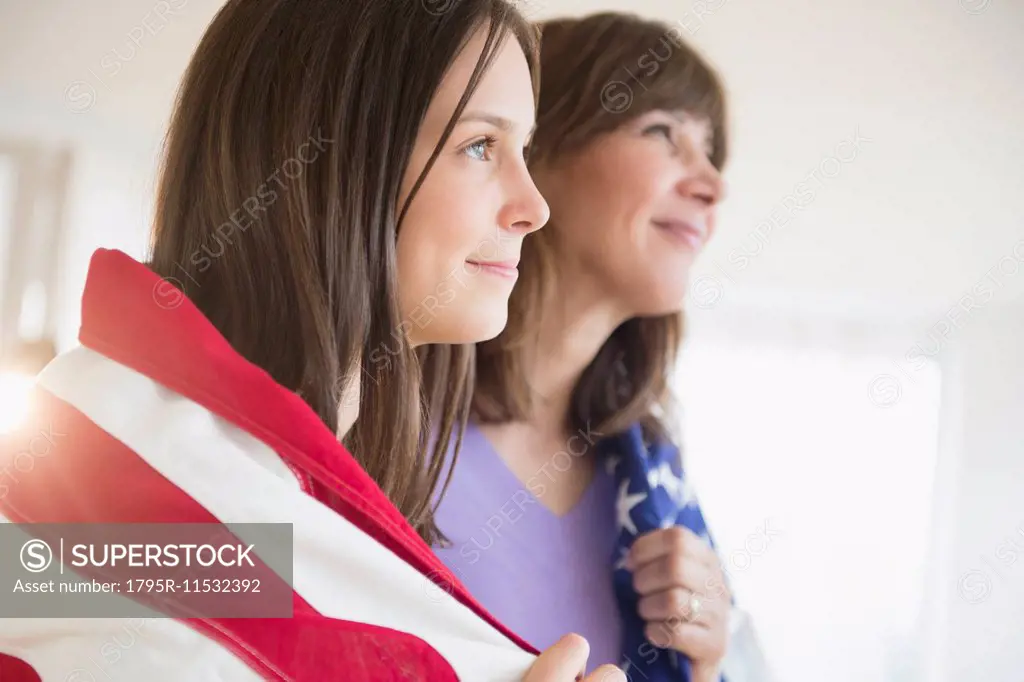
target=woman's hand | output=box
[627,526,731,681]
[523,634,625,682]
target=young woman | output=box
[433,12,756,682]
[0,1,623,680]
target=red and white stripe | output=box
[0,346,537,680]
[0,249,539,681]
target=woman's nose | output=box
[504,170,551,234]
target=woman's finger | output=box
[633,553,715,595]
[643,621,724,661]
[629,526,716,570]
[637,587,727,625]
[584,664,627,682]
[522,633,589,682]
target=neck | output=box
[521,281,627,437]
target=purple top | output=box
[432,423,622,670]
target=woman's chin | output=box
[442,310,510,345]
[624,285,690,318]
[471,315,510,343]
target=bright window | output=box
[0,153,15,318]
[675,328,942,682]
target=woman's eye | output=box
[643,123,675,142]
[464,136,496,161]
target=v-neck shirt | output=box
[432,423,622,669]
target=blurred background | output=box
[0,0,1021,680]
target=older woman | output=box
[433,11,764,682]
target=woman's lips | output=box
[653,219,707,251]
[466,260,519,280]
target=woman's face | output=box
[396,28,549,347]
[534,109,724,317]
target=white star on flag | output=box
[605,454,620,476]
[616,479,646,536]
[613,546,631,572]
[647,460,683,502]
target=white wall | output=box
[2,0,1024,312]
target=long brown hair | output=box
[148,0,539,542]
[474,12,728,443]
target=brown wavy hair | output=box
[474,12,727,443]
[147,0,540,542]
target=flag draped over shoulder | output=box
[0,249,538,682]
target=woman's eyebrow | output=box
[457,111,515,130]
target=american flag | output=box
[0,249,538,681]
